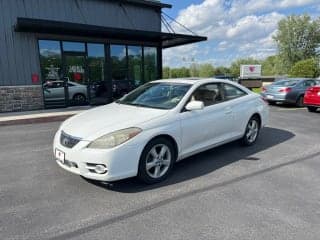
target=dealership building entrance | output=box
[39,40,159,108]
[0,0,206,112]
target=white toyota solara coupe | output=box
[54,78,269,184]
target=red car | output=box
[304,85,320,112]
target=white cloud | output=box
[163,0,320,67]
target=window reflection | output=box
[88,44,108,103]
[62,41,85,52]
[128,46,142,87]
[111,45,127,81]
[111,45,134,98]
[38,40,160,105]
[144,47,158,82]
[39,40,62,83]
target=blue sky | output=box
[162,0,320,67]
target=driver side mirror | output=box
[185,100,204,111]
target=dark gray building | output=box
[0,0,206,112]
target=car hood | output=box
[60,103,169,140]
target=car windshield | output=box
[116,82,192,109]
[273,79,299,87]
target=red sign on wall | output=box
[73,73,82,81]
[32,73,40,84]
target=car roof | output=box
[153,78,235,85]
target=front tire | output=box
[241,116,260,146]
[138,138,175,184]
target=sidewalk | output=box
[0,106,92,126]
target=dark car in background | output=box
[261,78,319,107]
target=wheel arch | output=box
[144,134,179,161]
[251,112,262,128]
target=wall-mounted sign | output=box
[32,73,39,84]
[68,66,84,74]
[240,65,262,78]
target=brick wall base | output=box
[0,85,44,113]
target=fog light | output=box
[94,165,108,174]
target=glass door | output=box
[87,43,110,105]
[63,54,88,106]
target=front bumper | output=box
[53,130,143,182]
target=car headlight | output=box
[87,127,142,149]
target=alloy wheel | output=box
[246,119,259,143]
[145,144,172,179]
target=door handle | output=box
[224,107,232,115]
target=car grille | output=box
[60,131,81,148]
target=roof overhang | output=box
[15,18,207,49]
[110,0,172,9]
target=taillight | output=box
[279,87,292,93]
[307,87,320,95]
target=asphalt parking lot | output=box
[1,106,319,240]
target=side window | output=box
[53,82,64,88]
[223,84,247,101]
[304,80,315,87]
[191,83,222,107]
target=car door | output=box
[44,81,65,100]
[222,83,251,137]
[179,83,234,157]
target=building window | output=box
[38,40,62,83]
[144,47,158,82]
[111,45,127,81]
[62,41,85,52]
[128,46,142,87]
[87,44,108,102]
[87,43,105,83]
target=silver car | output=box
[261,78,319,107]
[43,81,88,103]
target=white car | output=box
[54,78,269,184]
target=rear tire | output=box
[241,116,260,146]
[296,96,305,107]
[307,106,317,112]
[138,138,176,184]
[73,93,86,104]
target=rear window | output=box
[273,80,298,87]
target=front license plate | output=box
[55,148,65,163]
[266,95,274,99]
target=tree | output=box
[230,58,261,77]
[214,66,231,76]
[289,58,319,78]
[273,14,320,71]
[170,67,190,78]
[198,63,215,77]
[189,63,200,77]
[163,67,171,79]
[261,55,287,76]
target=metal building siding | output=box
[0,0,161,86]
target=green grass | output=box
[252,88,262,94]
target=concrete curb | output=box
[0,114,76,126]
[0,108,90,126]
